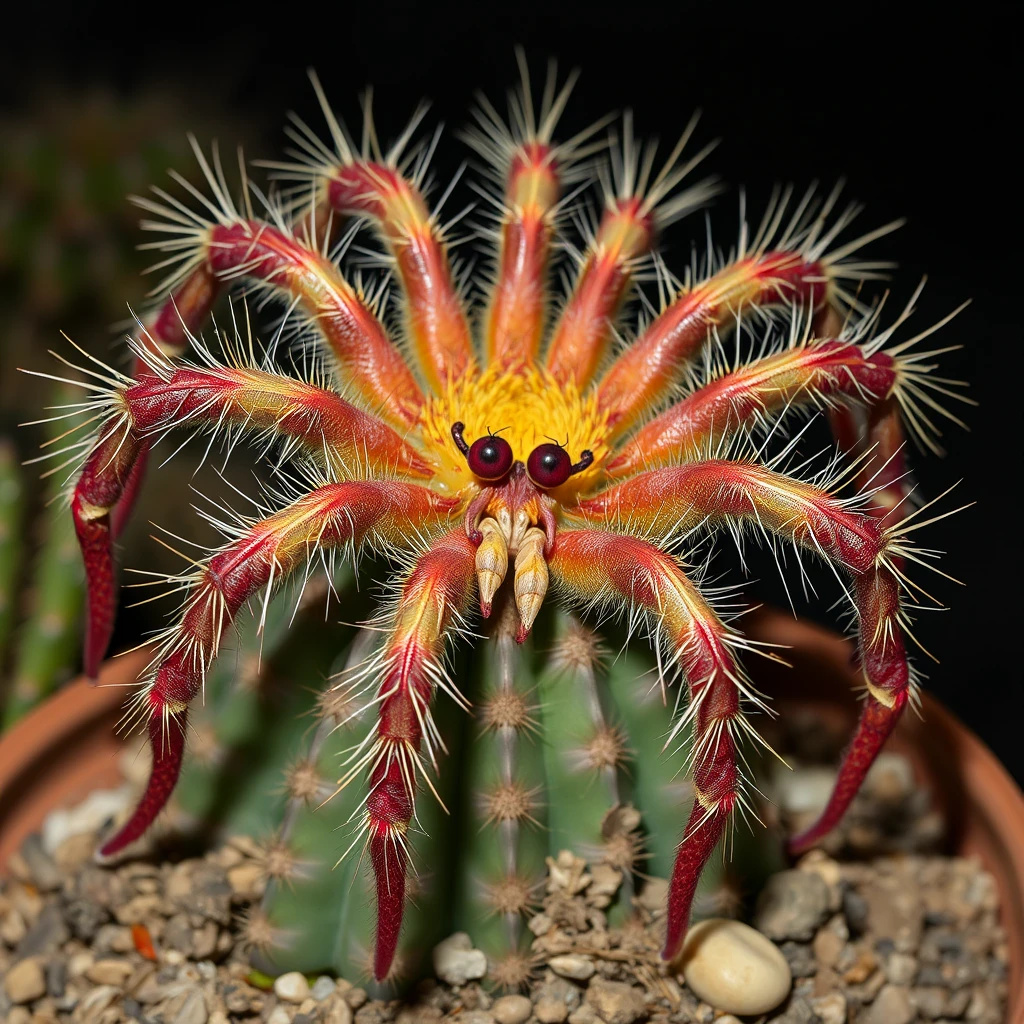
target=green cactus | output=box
[0,387,84,727]
[174,580,775,988]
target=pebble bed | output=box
[0,749,1011,1023]
[0,824,1009,1024]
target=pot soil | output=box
[0,614,1021,1021]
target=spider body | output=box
[41,57,969,983]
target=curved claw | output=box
[97,708,187,860]
[370,827,408,981]
[662,799,731,961]
[787,692,907,855]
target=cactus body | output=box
[175,582,755,985]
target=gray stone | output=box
[767,997,816,1024]
[859,985,913,1024]
[64,898,110,941]
[754,871,830,942]
[167,861,232,925]
[14,902,68,959]
[311,976,336,1002]
[46,958,67,998]
[19,835,61,892]
[780,941,817,979]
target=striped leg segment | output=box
[578,461,913,849]
[483,141,560,369]
[545,115,717,388]
[320,160,474,392]
[607,338,900,476]
[348,531,477,979]
[596,250,831,437]
[549,529,748,960]
[72,359,431,677]
[95,481,454,859]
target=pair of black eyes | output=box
[451,423,592,488]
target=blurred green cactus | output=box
[0,394,84,726]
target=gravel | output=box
[0,748,1011,1024]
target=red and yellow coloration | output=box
[47,61,968,981]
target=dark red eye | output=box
[468,435,514,480]
[527,443,572,488]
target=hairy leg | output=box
[94,481,454,857]
[545,116,717,387]
[338,530,477,979]
[550,529,749,960]
[578,460,915,848]
[72,355,433,676]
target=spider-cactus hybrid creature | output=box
[40,57,969,982]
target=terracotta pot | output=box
[1,618,1022,1019]
[0,649,150,869]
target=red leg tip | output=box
[97,708,187,860]
[787,693,906,855]
[370,828,408,981]
[662,800,729,961]
[73,504,117,678]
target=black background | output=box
[2,4,1020,778]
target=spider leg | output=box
[482,140,560,369]
[351,530,477,979]
[595,187,904,437]
[578,461,916,850]
[545,115,718,387]
[261,82,473,390]
[596,249,831,437]
[70,353,433,677]
[95,480,454,860]
[548,529,747,961]
[607,336,900,477]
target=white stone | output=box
[41,785,135,854]
[680,918,792,1016]
[274,971,311,1003]
[432,932,487,986]
[492,995,532,1024]
[549,954,596,980]
[311,976,336,1002]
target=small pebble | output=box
[86,959,134,986]
[808,991,846,1024]
[325,998,354,1024]
[311,976,336,1001]
[859,984,913,1024]
[754,870,830,941]
[432,932,487,986]
[536,997,569,1023]
[549,954,595,980]
[491,995,531,1024]
[4,958,47,1004]
[584,979,647,1024]
[274,971,312,1003]
[172,988,208,1024]
[680,918,791,1016]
